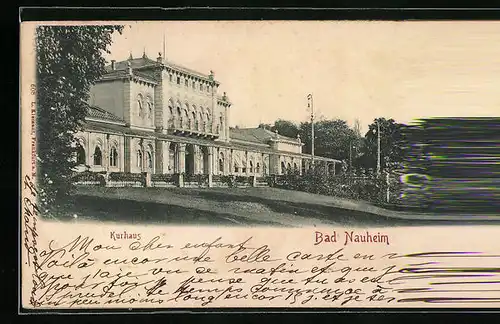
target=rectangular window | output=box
[169,74,173,82]
[185,79,188,87]
[200,84,203,91]
[242,167,246,173]
[192,82,196,89]
[177,77,180,85]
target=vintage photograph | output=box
[21,19,500,311]
[33,21,499,227]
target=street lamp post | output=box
[377,119,381,175]
[307,94,314,168]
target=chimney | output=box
[111,60,116,70]
[157,52,163,63]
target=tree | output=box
[36,25,123,206]
[271,119,300,138]
[299,119,358,162]
[360,117,408,171]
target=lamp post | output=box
[349,142,356,176]
[307,94,314,167]
[377,119,381,175]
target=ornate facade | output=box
[75,52,339,183]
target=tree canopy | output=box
[357,117,408,171]
[36,25,123,205]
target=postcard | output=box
[20,20,500,311]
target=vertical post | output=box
[386,171,390,203]
[308,94,315,167]
[377,119,381,175]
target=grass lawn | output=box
[46,186,500,227]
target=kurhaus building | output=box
[74,52,339,185]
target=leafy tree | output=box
[271,119,300,139]
[36,25,123,207]
[359,117,408,171]
[299,119,359,162]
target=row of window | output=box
[76,145,119,167]
[281,161,299,174]
[232,161,263,174]
[77,143,278,174]
[169,74,213,93]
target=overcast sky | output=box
[106,21,500,134]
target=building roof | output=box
[106,55,216,82]
[86,105,126,124]
[229,127,300,145]
[106,56,159,72]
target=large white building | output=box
[74,52,339,185]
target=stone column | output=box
[155,140,163,174]
[123,136,131,173]
[208,147,213,187]
[192,145,198,174]
[229,149,234,175]
[178,143,186,173]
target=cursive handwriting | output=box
[22,229,500,308]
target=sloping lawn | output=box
[45,186,500,227]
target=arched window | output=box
[168,101,174,116]
[76,145,86,165]
[176,105,181,117]
[249,161,254,173]
[192,81,196,89]
[287,162,292,171]
[93,146,102,166]
[147,100,153,118]
[109,146,118,167]
[146,145,154,169]
[294,163,298,171]
[137,150,143,169]
[256,162,260,174]
[137,95,143,117]
[147,151,153,169]
[198,111,203,130]
[281,161,286,174]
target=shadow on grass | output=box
[50,195,283,227]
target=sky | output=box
[105,21,500,134]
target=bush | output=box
[277,168,403,207]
